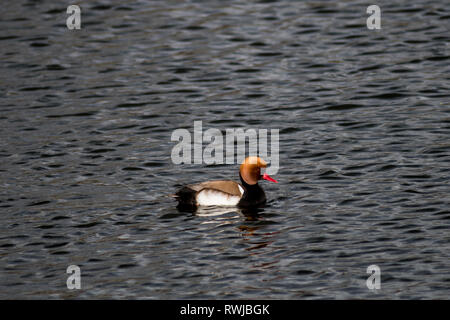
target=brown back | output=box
[188,180,243,196]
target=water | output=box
[0,0,449,299]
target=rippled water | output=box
[1,0,449,299]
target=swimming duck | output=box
[174,156,277,210]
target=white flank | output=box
[238,185,244,196]
[196,189,241,206]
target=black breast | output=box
[237,175,266,208]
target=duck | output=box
[174,156,277,210]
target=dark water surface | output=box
[1,0,449,299]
